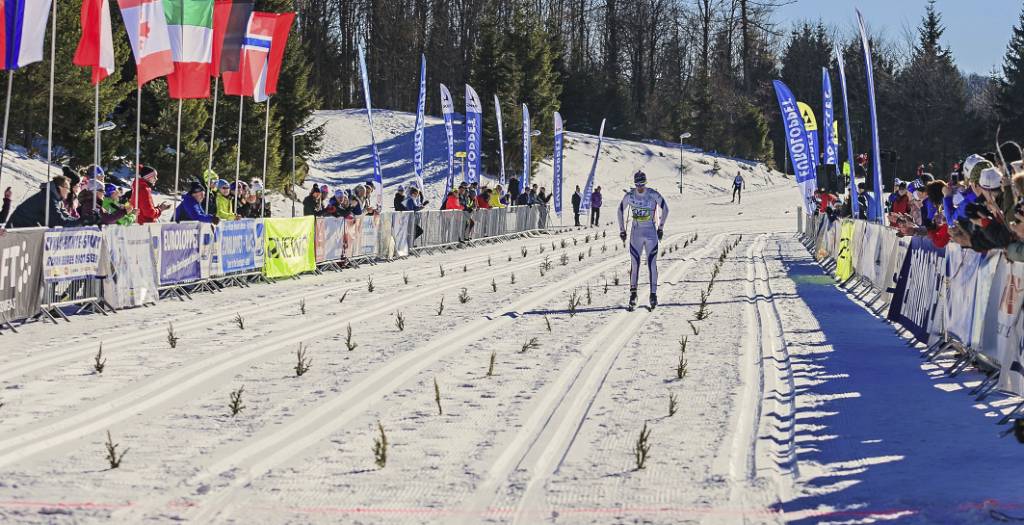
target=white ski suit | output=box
[617,188,669,294]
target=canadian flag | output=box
[222,11,293,101]
[73,0,115,84]
[117,0,174,86]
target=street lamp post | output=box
[92,121,116,212]
[291,128,309,218]
[678,132,692,194]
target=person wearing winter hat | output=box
[214,179,237,221]
[130,166,170,224]
[976,166,1016,221]
[175,180,218,224]
[303,185,323,216]
[618,170,669,311]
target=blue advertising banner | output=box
[465,84,483,185]
[357,41,384,211]
[580,118,605,213]
[772,80,816,213]
[553,112,564,217]
[158,222,202,285]
[440,83,456,197]
[413,54,426,191]
[494,94,506,187]
[219,219,258,273]
[822,68,838,166]
[887,236,945,342]
[857,9,885,222]
[835,47,859,217]
[522,103,531,188]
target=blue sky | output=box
[775,0,1022,75]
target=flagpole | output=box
[234,94,243,212]
[209,77,219,170]
[0,71,13,191]
[174,99,183,210]
[261,96,270,218]
[44,0,57,227]
[93,82,100,214]
[133,84,141,212]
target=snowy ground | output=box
[1,124,1021,525]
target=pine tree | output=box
[513,9,561,177]
[997,5,1024,138]
[472,16,522,176]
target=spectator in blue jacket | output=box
[174,181,219,224]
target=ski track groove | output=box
[0,238,541,384]
[453,233,729,525]
[113,231,697,524]
[0,230,611,469]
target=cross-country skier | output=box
[732,172,745,203]
[618,171,669,311]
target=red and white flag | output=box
[223,11,293,101]
[73,0,115,84]
[116,0,174,86]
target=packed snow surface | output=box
[0,113,1020,524]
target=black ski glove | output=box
[657,229,664,240]
[619,231,627,242]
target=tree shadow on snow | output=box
[773,251,1024,524]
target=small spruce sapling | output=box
[510,273,516,285]
[634,421,652,470]
[93,344,106,374]
[233,313,244,330]
[560,253,569,266]
[436,297,445,316]
[229,385,245,416]
[395,311,406,331]
[339,290,349,304]
[520,337,541,353]
[521,246,528,258]
[458,288,471,304]
[668,391,678,417]
[295,344,312,376]
[463,264,467,273]
[487,351,496,377]
[367,277,375,293]
[544,315,552,332]
[167,323,179,349]
[104,430,128,469]
[345,324,358,351]
[676,337,688,379]
[586,284,592,305]
[491,278,497,292]
[434,378,443,415]
[439,265,446,278]
[373,421,388,468]
[299,298,306,315]
[403,273,410,285]
[567,289,582,317]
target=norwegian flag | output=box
[222,11,292,101]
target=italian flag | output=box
[117,0,174,87]
[163,0,214,99]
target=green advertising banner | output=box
[263,217,316,278]
[835,220,856,282]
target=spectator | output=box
[6,177,81,228]
[489,185,505,208]
[238,192,267,218]
[571,185,582,226]
[1,187,10,224]
[131,166,171,224]
[537,187,552,207]
[476,188,491,209]
[405,186,428,241]
[351,185,367,215]
[101,184,137,226]
[442,189,462,210]
[818,188,836,214]
[214,179,238,221]
[303,185,323,216]
[508,175,521,203]
[79,180,131,225]
[590,187,603,227]
[394,186,407,211]
[174,181,218,223]
[515,189,530,206]
[202,169,219,215]
[888,182,910,226]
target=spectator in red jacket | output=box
[818,190,836,214]
[442,190,463,210]
[131,166,170,224]
[476,189,491,209]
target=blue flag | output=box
[465,84,483,185]
[439,83,456,197]
[494,94,506,187]
[413,54,426,191]
[835,48,859,218]
[522,104,531,188]
[772,80,816,213]
[553,112,564,217]
[357,42,383,210]
[857,9,885,222]
[822,68,838,166]
[580,118,605,213]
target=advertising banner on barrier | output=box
[0,229,44,323]
[835,220,855,281]
[264,217,315,278]
[315,217,327,263]
[343,217,361,258]
[887,236,944,342]
[323,217,345,261]
[42,227,105,282]
[853,222,880,283]
[104,225,159,309]
[995,262,1024,395]
[359,215,378,256]
[199,223,219,279]
[219,219,259,273]
[970,252,1001,351]
[944,244,980,342]
[157,223,202,285]
[392,213,412,257]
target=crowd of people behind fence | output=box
[813,151,1024,262]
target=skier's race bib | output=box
[632,208,653,222]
